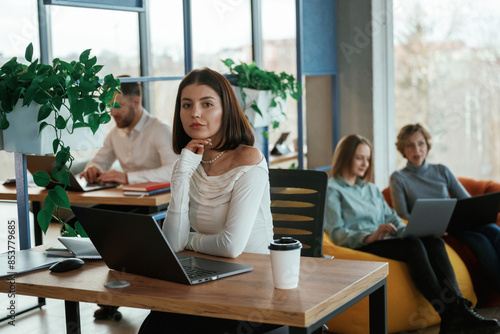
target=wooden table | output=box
[0,184,171,245]
[0,251,388,334]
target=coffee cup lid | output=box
[268,237,302,250]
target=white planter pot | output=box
[232,86,286,128]
[2,100,105,155]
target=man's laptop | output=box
[447,192,500,233]
[402,198,457,238]
[27,155,118,192]
[71,206,253,285]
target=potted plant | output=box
[221,58,301,135]
[0,43,121,236]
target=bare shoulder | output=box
[233,145,263,167]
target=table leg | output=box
[65,300,81,334]
[369,278,387,334]
[33,201,43,246]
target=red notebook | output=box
[122,181,171,192]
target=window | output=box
[191,0,252,72]
[50,5,140,77]
[393,0,500,180]
[261,0,298,161]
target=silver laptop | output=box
[402,198,457,238]
[71,206,253,285]
[27,155,118,192]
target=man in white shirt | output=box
[81,77,177,184]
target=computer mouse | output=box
[49,258,85,273]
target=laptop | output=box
[71,206,253,285]
[27,155,118,192]
[447,191,500,233]
[384,198,456,240]
[402,198,457,238]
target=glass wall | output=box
[191,0,252,72]
[51,5,140,77]
[261,0,298,157]
[393,0,500,181]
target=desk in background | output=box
[0,184,171,245]
[0,249,388,334]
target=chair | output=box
[269,169,329,258]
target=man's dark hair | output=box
[117,75,142,97]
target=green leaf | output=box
[70,99,86,122]
[44,195,55,219]
[37,103,53,122]
[61,223,77,237]
[18,71,36,82]
[56,148,71,166]
[52,138,60,154]
[67,86,79,105]
[79,80,95,95]
[33,171,51,187]
[52,166,70,186]
[33,89,51,104]
[39,121,49,133]
[74,221,88,237]
[23,83,39,105]
[85,56,97,69]
[0,114,9,130]
[100,113,111,124]
[39,74,60,90]
[55,115,67,129]
[25,43,33,62]
[79,49,91,63]
[89,113,100,134]
[37,209,52,234]
[93,65,104,73]
[48,186,71,209]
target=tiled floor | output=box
[1,201,499,334]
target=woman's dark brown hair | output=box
[172,68,254,154]
[395,123,432,158]
[330,134,373,182]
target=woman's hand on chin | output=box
[185,138,212,155]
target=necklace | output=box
[201,151,226,164]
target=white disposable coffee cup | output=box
[268,237,302,289]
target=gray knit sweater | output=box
[389,161,469,219]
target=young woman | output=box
[325,134,500,334]
[138,68,277,334]
[390,123,500,294]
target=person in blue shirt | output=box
[325,134,500,334]
[390,123,500,294]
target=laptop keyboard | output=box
[182,265,217,280]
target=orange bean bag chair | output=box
[382,177,500,307]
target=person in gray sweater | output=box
[390,123,500,297]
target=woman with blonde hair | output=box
[325,134,500,334]
[390,123,500,295]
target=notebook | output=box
[57,237,102,259]
[447,191,500,233]
[26,155,118,192]
[71,206,253,285]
